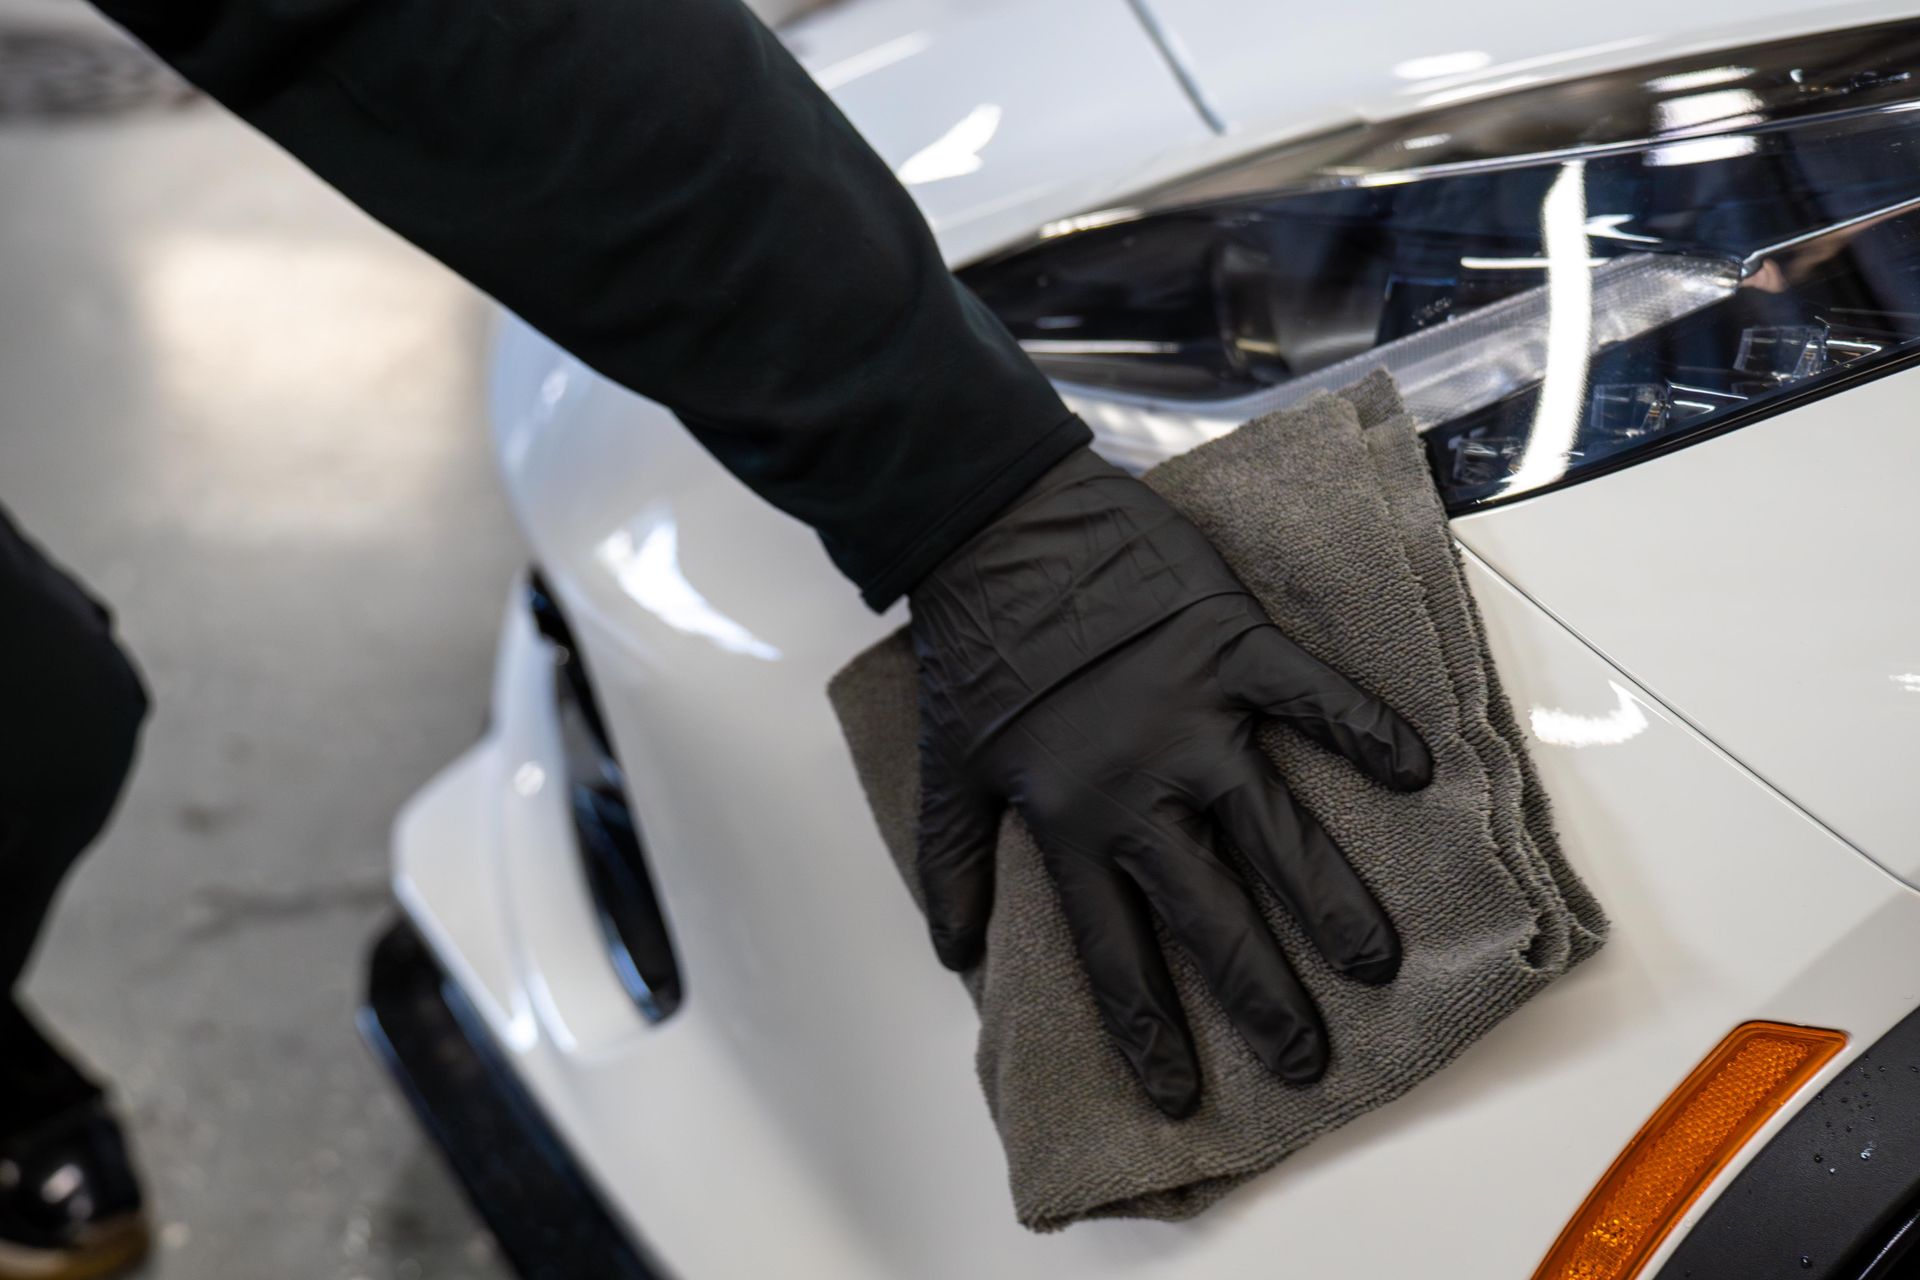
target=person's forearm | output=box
[91,0,1087,606]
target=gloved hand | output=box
[910,448,1431,1119]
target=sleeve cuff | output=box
[854,412,1093,611]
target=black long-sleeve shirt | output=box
[88,0,1089,607]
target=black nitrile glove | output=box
[909,448,1432,1119]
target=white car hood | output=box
[780,0,1217,265]
[791,0,1920,263]
[1148,0,1920,135]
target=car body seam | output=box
[1121,0,1231,135]
[1454,540,1915,897]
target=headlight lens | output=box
[962,22,1920,510]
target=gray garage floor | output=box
[1,4,524,1276]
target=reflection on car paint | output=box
[895,102,1002,186]
[595,517,783,661]
[1530,682,1650,749]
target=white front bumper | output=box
[393,548,1920,1279]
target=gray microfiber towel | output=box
[827,371,1608,1231]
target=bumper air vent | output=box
[527,571,683,1023]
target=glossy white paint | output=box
[778,0,1214,265]
[397,0,1920,1273]
[1452,367,1920,887]
[1150,0,1920,139]
[784,0,1920,266]
[401,379,1920,1271]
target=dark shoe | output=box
[0,1102,149,1280]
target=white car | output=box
[359,2,1920,1277]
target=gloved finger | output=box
[1217,625,1431,791]
[1213,772,1401,984]
[1048,845,1202,1119]
[915,763,1001,972]
[1119,817,1329,1084]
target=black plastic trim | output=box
[526,572,684,1022]
[1657,1005,1920,1280]
[358,916,666,1280]
[1852,1201,1920,1279]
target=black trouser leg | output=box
[0,1002,100,1140]
[0,505,147,1141]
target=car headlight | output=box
[961,20,1920,510]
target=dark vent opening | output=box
[527,572,683,1023]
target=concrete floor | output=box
[2,5,525,1276]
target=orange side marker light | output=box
[1534,1020,1847,1280]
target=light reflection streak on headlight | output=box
[1503,160,1592,496]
